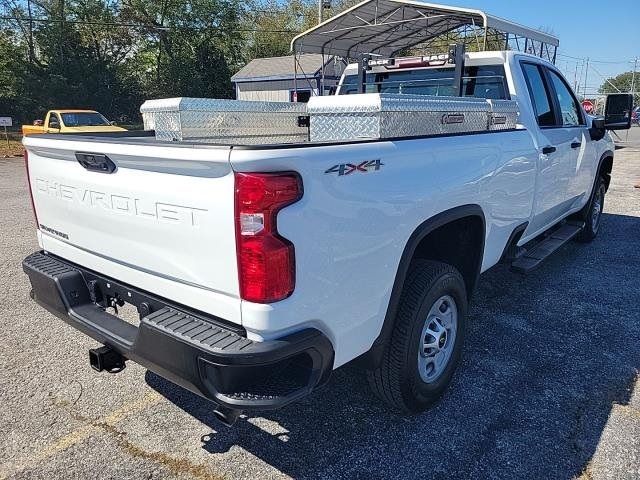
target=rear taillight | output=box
[24,150,39,228]
[235,172,302,303]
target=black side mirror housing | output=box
[604,93,634,130]
[589,116,606,141]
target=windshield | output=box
[339,65,508,100]
[60,112,111,127]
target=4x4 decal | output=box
[325,159,384,176]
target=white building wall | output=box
[238,89,291,102]
[235,78,336,102]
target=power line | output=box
[557,51,633,65]
[589,63,622,93]
[243,8,311,17]
[0,15,300,33]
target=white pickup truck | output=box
[22,50,633,425]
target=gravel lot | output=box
[1,137,639,480]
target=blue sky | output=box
[443,0,640,95]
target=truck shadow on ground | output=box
[147,212,640,479]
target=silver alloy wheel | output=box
[418,295,458,383]
[591,185,604,233]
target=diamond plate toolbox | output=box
[140,97,308,144]
[307,94,519,142]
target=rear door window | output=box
[521,63,556,127]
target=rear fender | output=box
[359,204,485,368]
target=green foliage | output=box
[0,0,274,123]
[245,0,308,59]
[599,71,640,105]
[244,0,358,58]
[0,29,26,116]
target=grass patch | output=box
[0,139,24,158]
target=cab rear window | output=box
[339,65,508,100]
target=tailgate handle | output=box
[75,152,116,173]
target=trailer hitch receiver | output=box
[89,345,126,373]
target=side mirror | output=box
[589,116,606,141]
[604,93,634,130]
[49,121,60,130]
[110,121,117,126]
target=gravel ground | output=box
[1,138,639,480]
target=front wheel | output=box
[367,260,468,413]
[576,175,606,243]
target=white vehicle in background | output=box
[21,0,634,425]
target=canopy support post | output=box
[320,48,326,96]
[483,24,488,51]
[294,51,298,101]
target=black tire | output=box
[576,175,606,243]
[367,260,468,413]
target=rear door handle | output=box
[571,142,582,149]
[542,146,557,154]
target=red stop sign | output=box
[582,100,594,114]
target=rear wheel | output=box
[367,260,467,413]
[576,175,606,243]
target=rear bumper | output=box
[23,251,334,412]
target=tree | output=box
[120,0,246,99]
[243,0,360,59]
[599,71,640,106]
[0,0,360,125]
[0,30,28,121]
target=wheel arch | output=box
[359,204,486,368]
[598,150,614,191]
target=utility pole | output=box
[583,58,589,100]
[318,0,331,24]
[631,57,638,104]
[26,0,34,63]
[59,0,65,66]
[577,60,585,97]
[627,58,637,142]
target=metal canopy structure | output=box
[291,0,559,62]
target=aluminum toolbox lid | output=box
[306,93,492,114]
[140,97,307,114]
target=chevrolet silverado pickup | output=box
[22,49,633,425]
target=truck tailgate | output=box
[24,136,241,324]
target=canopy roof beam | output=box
[291,0,559,61]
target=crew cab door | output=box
[520,62,587,234]
[543,68,595,205]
